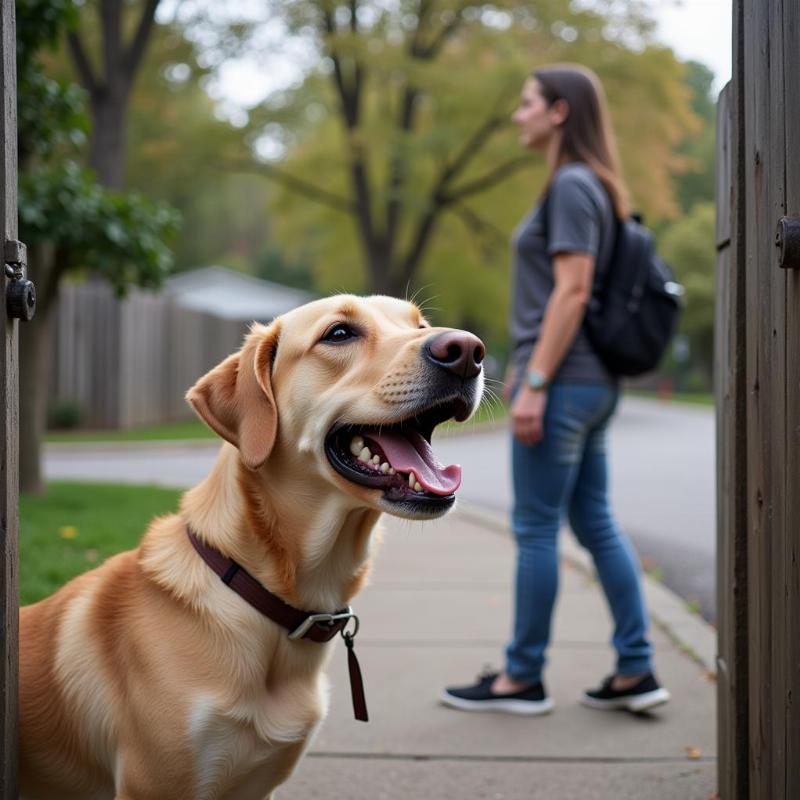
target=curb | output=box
[452,502,717,675]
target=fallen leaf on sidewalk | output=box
[685,746,702,760]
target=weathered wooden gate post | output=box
[717,1,800,797]
[0,0,19,793]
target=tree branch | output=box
[322,6,355,127]
[100,0,122,89]
[224,159,356,216]
[396,112,520,288]
[420,2,468,58]
[437,115,506,190]
[319,2,378,269]
[383,84,417,255]
[66,31,99,95]
[125,0,160,80]
[395,199,444,288]
[444,156,534,202]
[384,1,443,265]
[349,0,358,33]
[451,202,508,253]
[409,0,432,57]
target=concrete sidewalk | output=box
[281,507,717,800]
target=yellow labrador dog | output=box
[19,295,484,800]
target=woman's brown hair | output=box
[533,64,630,220]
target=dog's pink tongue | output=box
[367,429,461,496]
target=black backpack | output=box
[542,194,684,377]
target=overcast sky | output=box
[654,0,732,92]
[210,1,734,111]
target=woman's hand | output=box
[511,385,548,445]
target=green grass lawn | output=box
[46,418,216,443]
[20,482,182,605]
[627,388,714,407]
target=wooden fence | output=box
[51,281,257,429]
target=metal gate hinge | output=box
[776,217,800,269]
[5,238,35,321]
[4,238,26,270]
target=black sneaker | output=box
[581,673,670,713]
[440,671,554,716]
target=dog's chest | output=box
[188,691,322,799]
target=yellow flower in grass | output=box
[58,525,78,540]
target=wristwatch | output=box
[526,368,549,391]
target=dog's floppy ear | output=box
[186,321,281,470]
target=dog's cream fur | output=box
[19,295,483,800]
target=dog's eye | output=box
[322,323,359,343]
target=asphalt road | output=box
[434,395,716,622]
[43,395,716,621]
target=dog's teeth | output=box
[408,472,416,488]
[372,454,381,465]
[414,481,423,493]
[358,447,372,463]
[389,468,395,475]
[380,462,390,473]
[350,436,364,456]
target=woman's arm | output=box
[511,251,594,445]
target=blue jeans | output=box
[505,382,653,684]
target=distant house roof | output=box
[165,266,315,321]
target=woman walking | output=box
[441,64,670,715]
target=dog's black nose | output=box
[423,331,485,380]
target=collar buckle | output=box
[288,606,358,640]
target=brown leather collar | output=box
[187,527,368,722]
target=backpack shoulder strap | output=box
[539,189,551,243]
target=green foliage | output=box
[17,0,178,297]
[672,61,717,214]
[255,243,315,290]
[19,161,179,294]
[16,0,86,166]
[657,202,716,377]
[47,398,82,430]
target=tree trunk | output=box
[19,245,56,495]
[371,263,404,297]
[88,93,128,189]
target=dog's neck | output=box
[180,444,381,612]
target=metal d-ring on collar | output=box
[288,607,360,640]
[186,528,369,722]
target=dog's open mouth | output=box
[325,397,470,511]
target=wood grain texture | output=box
[714,84,733,799]
[740,1,795,796]
[715,74,751,800]
[781,0,800,795]
[1,0,19,792]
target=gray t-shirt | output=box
[509,162,616,383]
